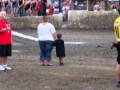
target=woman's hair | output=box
[42,16,48,22]
[57,33,62,39]
[0,11,6,17]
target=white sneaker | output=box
[3,65,12,70]
[0,65,5,71]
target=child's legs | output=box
[59,57,64,63]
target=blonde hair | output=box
[0,11,6,18]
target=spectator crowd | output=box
[92,1,119,12]
[0,0,119,17]
[0,0,71,17]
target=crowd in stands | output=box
[93,1,119,12]
[109,1,119,12]
[0,0,71,17]
[0,0,119,17]
[74,0,120,12]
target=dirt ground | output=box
[0,29,119,90]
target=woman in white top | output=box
[37,16,56,66]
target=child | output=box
[54,33,65,65]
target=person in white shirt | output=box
[37,16,56,66]
[62,2,69,21]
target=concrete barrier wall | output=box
[8,14,62,29]
[67,11,119,29]
[7,11,119,29]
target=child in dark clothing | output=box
[54,33,65,65]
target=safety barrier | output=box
[8,11,119,29]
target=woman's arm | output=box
[53,32,57,40]
[0,27,10,32]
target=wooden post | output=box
[87,0,89,11]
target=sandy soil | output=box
[0,29,119,90]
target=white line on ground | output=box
[12,31,86,45]
[12,50,20,53]
[12,31,38,41]
[70,65,114,70]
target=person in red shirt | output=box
[0,11,12,71]
[37,1,42,16]
[47,4,54,16]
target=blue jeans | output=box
[18,6,24,16]
[38,41,54,62]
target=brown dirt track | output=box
[0,29,119,90]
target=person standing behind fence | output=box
[93,1,101,11]
[62,2,69,22]
[31,0,38,16]
[17,0,25,16]
[11,0,18,17]
[0,0,2,11]
[2,0,11,16]
[47,4,54,16]
[37,0,42,16]
[54,33,65,65]
[0,11,12,71]
[53,0,59,14]
[24,0,31,16]
[42,0,47,16]
[37,16,56,66]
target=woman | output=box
[0,11,12,71]
[2,0,11,16]
[37,16,56,66]
[25,0,31,16]
[17,0,25,16]
[31,0,38,16]
[11,0,18,17]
